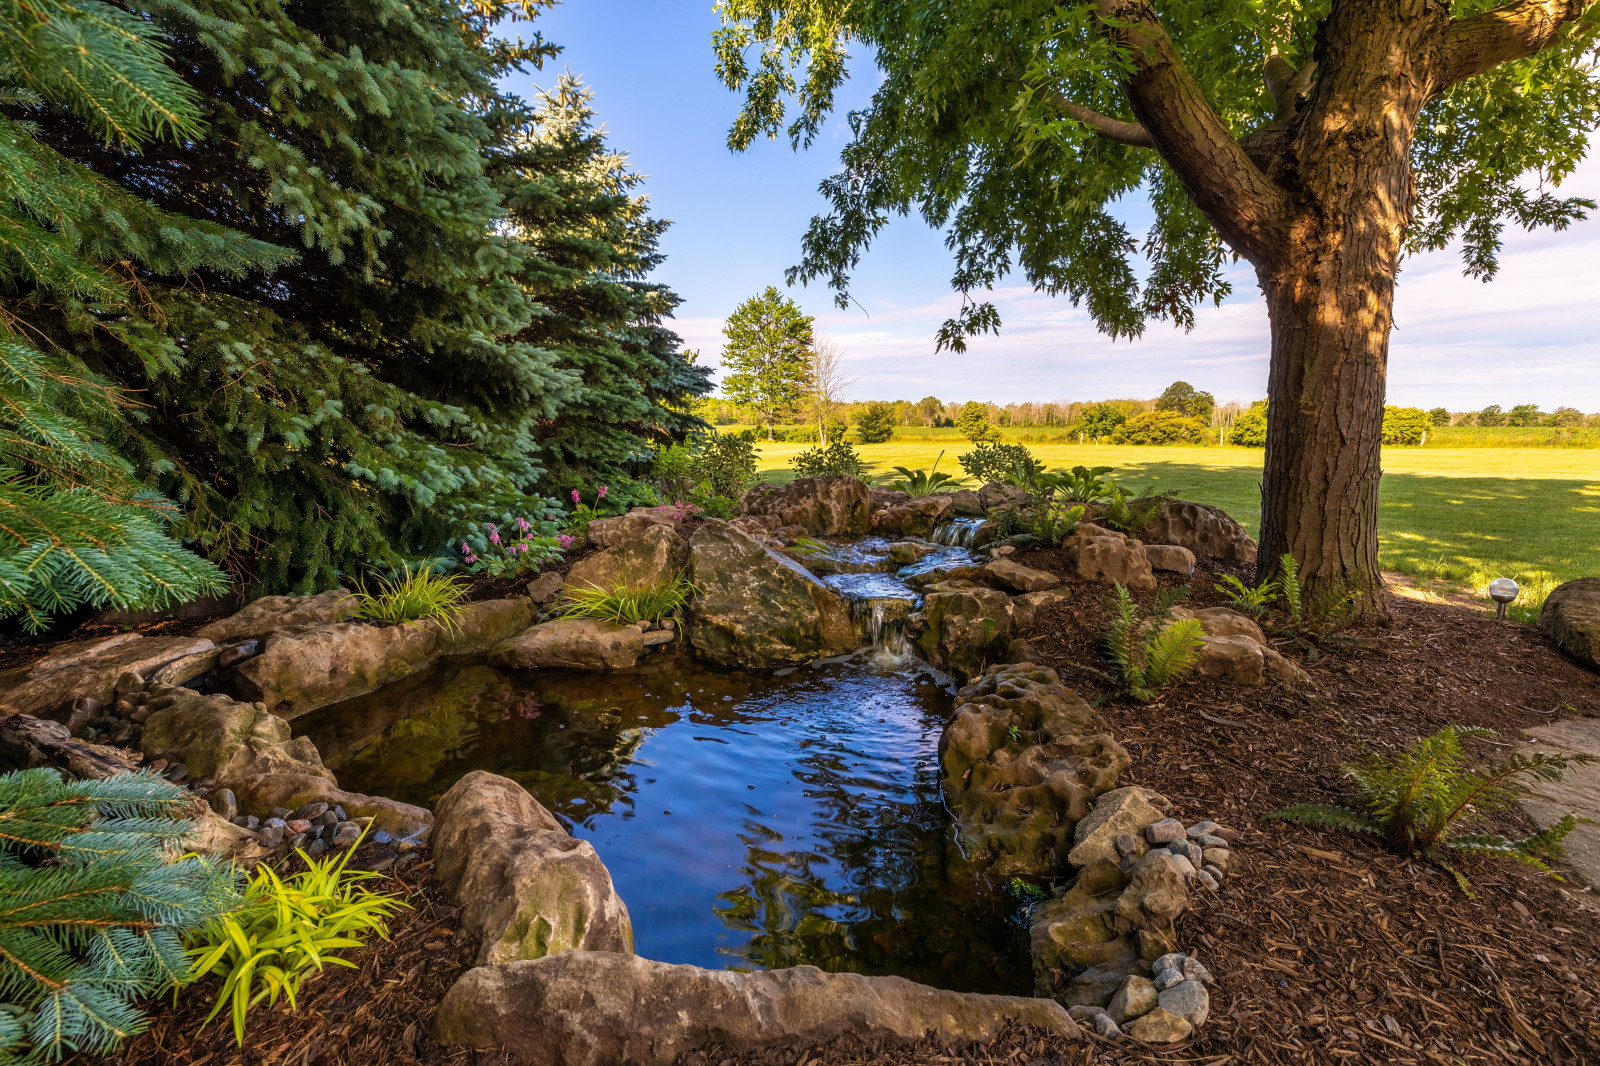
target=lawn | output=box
[753,442,1600,601]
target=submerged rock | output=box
[489,617,651,671]
[685,520,856,667]
[739,475,871,537]
[433,951,1077,1066]
[432,771,632,966]
[1540,577,1600,672]
[1143,500,1257,564]
[940,664,1129,875]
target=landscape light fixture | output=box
[1487,577,1520,621]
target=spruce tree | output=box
[0,768,239,1063]
[0,1,280,630]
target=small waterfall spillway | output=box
[819,572,918,658]
[929,516,987,547]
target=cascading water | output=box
[929,516,986,547]
[819,572,918,659]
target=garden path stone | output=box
[1516,717,1600,895]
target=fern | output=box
[1102,484,1172,536]
[1215,573,1278,615]
[1269,725,1595,890]
[1103,583,1203,701]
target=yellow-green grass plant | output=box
[753,442,1600,609]
[353,563,470,633]
[560,573,697,625]
[188,840,406,1044]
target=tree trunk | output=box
[1249,0,1446,617]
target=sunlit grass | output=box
[754,442,1600,606]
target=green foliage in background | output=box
[189,841,403,1045]
[1074,403,1130,440]
[853,401,898,443]
[1113,410,1207,446]
[720,287,815,439]
[958,442,1042,489]
[1428,407,1452,427]
[0,769,239,1064]
[954,402,1001,443]
[1155,381,1215,421]
[1269,725,1594,891]
[688,431,760,500]
[1231,401,1269,447]
[791,441,868,481]
[1382,406,1432,446]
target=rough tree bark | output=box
[1074,0,1596,613]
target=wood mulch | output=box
[52,546,1600,1066]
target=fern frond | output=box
[1277,553,1302,622]
[1103,583,1142,688]
[1266,803,1383,835]
[1142,618,1204,687]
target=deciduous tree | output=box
[715,0,1600,612]
[720,286,815,439]
[1155,381,1216,421]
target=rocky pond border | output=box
[7,473,1524,1063]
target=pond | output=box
[296,651,1033,993]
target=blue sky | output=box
[500,1,1600,411]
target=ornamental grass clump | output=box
[1269,725,1594,892]
[561,573,697,625]
[353,563,469,633]
[1104,584,1205,702]
[0,769,240,1064]
[187,839,405,1044]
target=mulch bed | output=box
[48,544,1600,1066]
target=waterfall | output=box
[930,517,985,547]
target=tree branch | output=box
[1041,90,1155,148]
[1093,0,1291,265]
[1437,0,1598,90]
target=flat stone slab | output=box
[1516,717,1600,895]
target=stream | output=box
[296,535,1033,993]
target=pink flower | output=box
[558,534,574,549]
[489,530,500,545]
[517,542,528,553]
[516,516,530,532]
[571,489,581,503]
[465,553,478,564]
[461,542,471,555]
[597,485,608,499]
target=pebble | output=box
[332,822,364,848]
[264,816,287,830]
[1214,826,1242,843]
[285,818,312,835]
[312,811,339,831]
[166,765,189,784]
[1185,820,1221,840]
[1195,869,1220,891]
[1114,832,1142,858]
[1067,1005,1105,1023]
[295,801,330,821]
[1195,833,1229,849]
[1154,968,1185,992]
[1128,1006,1192,1043]
[1169,853,1196,878]
[1158,980,1210,1027]
[306,838,328,859]
[1152,952,1187,976]
[270,807,294,820]
[1091,1013,1123,1038]
[287,833,309,851]
[256,825,285,849]
[1204,863,1225,882]
[1202,847,1231,872]
[1145,818,1185,844]
[147,758,168,773]
[1182,957,1213,984]
[1168,840,1202,866]
[1107,975,1158,1023]
[332,806,348,821]
[207,788,238,822]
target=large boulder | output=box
[872,495,954,538]
[685,520,856,667]
[136,685,332,786]
[440,598,538,656]
[1170,606,1266,644]
[1029,860,1133,975]
[1540,578,1600,672]
[0,716,142,779]
[1070,529,1157,591]
[221,621,439,719]
[0,634,216,718]
[566,525,688,593]
[1143,501,1257,564]
[585,510,680,548]
[433,951,1077,1066]
[941,664,1130,875]
[229,772,432,839]
[196,589,357,643]
[739,476,871,536]
[432,772,632,966]
[948,488,985,516]
[978,483,1032,510]
[985,558,1062,593]
[488,617,657,671]
[915,582,1014,681]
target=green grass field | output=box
[754,442,1600,601]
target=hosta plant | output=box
[1103,584,1205,702]
[1269,725,1594,892]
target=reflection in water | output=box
[298,656,1032,992]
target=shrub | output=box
[958,442,1040,488]
[1231,399,1268,446]
[1477,404,1507,427]
[652,442,701,501]
[1044,465,1116,504]
[1268,725,1594,891]
[1428,406,1451,426]
[1546,406,1584,427]
[694,431,759,498]
[561,573,697,624]
[353,563,470,633]
[1104,584,1205,701]
[854,401,897,443]
[954,401,1001,443]
[189,841,404,1044]
[791,440,869,480]
[1381,405,1430,445]
[0,769,239,1063]
[1112,410,1206,445]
